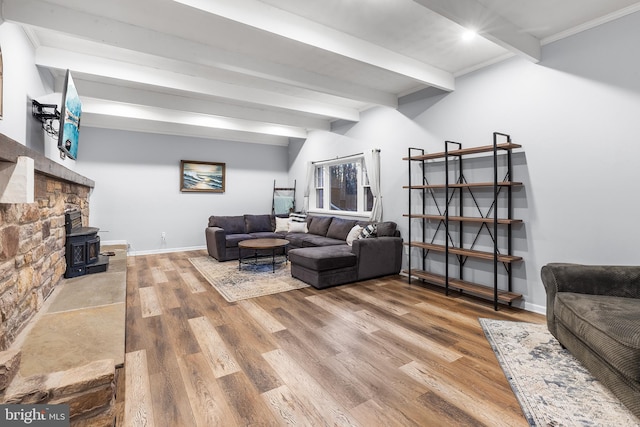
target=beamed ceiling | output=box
[4,0,640,145]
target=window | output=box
[311,155,372,214]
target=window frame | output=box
[309,155,372,217]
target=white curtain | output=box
[303,161,314,213]
[364,149,382,222]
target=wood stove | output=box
[64,210,109,278]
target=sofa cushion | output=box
[250,231,281,239]
[288,246,356,272]
[326,217,357,241]
[308,216,332,236]
[244,214,273,233]
[375,221,398,237]
[285,233,308,247]
[210,216,246,234]
[555,292,640,381]
[301,235,346,247]
[225,234,254,248]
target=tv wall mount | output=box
[32,100,60,139]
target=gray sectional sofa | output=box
[205,213,402,288]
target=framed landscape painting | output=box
[180,160,226,193]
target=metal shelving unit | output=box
[403,132,523,310]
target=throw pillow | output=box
[288,220,308,233]
[308,216,332,236]
[209,216,246,234]
[375,221,398,237]
[326,217,358,240]
[274,216,289,233]
[289,213,307,223]
[244,214,273,233]
[346,225,363,246]
[359,224,377,239]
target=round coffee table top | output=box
[238,238,289,250]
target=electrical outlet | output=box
[161,232,166,241]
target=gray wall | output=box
[0,22,78,173]
[75,128,290,254]
[0,23,54,148]
[289,11,640,313]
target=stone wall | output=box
[0,173,90,351]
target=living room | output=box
[1,1,639,425]
[70,6,640,313]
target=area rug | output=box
[189,256,309,302]
[480,318,639,426]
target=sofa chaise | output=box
[205,213,403,289]
[541,263,640,419]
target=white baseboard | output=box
[523,301,546,315]
[101,240,128,246]
[129,245,206,256]
[100,240,206,256]
[399,271,546,315]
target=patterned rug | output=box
[189,256,309,302]
[480,318,639,426]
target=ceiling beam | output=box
[81,97,308,139]
[413,0,541,63]
[81,114,291,146]
[172,0,455,91]
[35,47,361,121]
[74,79,331,131]
[70,47,369,113]
[3,0,397,107]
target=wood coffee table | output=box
[238,238,290,273]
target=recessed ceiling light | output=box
[462,29,477,41]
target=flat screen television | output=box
[57,70,82,160]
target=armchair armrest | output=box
[541,263,640,299]
[541,263,640,335]
[351,237,403,280]
[205,226,226,260]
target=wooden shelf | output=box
[405,135,522,310]
[406,241,522,263]
[403,214,522,225]
[403,142,521,161]
[403,269,523,304]
[403,181,522,190]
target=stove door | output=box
[87,235,100,264]
[68,239,87,267]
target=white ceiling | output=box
[4,0,640,145]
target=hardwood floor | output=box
[119,250,544,426]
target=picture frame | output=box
[180,160,225,193]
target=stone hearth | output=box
[0,245,127,426]
[0,134,124,425]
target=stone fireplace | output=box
[0,134,122,426]
[0,133,94,351]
